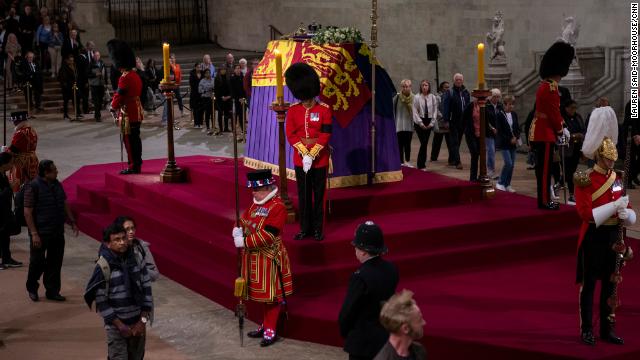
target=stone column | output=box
[486,57,512,94]
[559,57,586,100]
[73,0,116,52]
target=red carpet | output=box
[65,156,640,359]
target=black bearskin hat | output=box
[284,62,320,101]
[539,41,575,79]
[107,39,136,70]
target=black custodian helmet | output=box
[351,221,388,255]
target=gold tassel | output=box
[234,277,246,298]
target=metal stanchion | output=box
[241,98,247,143]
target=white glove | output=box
[233,236,245,248]
[232,227,243,238]
[618,207,629,220]
[302,155,313,173]
[563,128,570,139]
[1,145,7,152]
[614,195,629,210]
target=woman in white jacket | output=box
[412,80,439,171]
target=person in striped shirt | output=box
[85,223,153,360]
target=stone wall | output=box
[208,0,631,115]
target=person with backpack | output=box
[113,216,159,282]
[84,223,153,360]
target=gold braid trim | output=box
[309,143,323,159]
[293,142,310,156]
[573,169,592,187]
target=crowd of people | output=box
[392,73,635,206]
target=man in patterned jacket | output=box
[232,169,293,347]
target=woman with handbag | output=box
[0,152,23,270]
[495,95,520,192]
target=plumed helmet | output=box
[539,41,575,79]
[10,111,28,125]
[107,39,136,70]
[284,62,320,101]
[581,106,619,160]
[351,221,387,255]
[246,169,275,189]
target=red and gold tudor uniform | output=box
[530,79,565,208]
[7,112,38,191]
[111,70,144,173]
[286,100,333,240]
[574,159,633,345]
[237,171,293,345]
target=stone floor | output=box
[1,107,639,359]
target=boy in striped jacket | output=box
[85,223,153,360]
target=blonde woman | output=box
[5,33,21,90]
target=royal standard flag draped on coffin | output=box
[245,40,402,188]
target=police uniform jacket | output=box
[338,256,399,358]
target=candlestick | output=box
[477,43,485,89]
[162,43,170,83]
[274,49,284,102]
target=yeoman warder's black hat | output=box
[539,41,575,79]
[284,62,320,101]
[246,169,276,189]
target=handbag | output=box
[434,94,449,133]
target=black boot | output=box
[247,326,264,338]
[293,231,310,240]
[601,322,624,345]
[538,201,560,210]
[581,329,596,346]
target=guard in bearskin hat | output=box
[529,41,574,209]
[231,169,293,347]
[108,39,144,175]
[574,108,635,346]
[284,62,333,241]
[338,221,398,359]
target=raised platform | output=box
[64,156,640,359]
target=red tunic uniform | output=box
[240,195,293,302]
[9,124,38,191]
[285,101,333,168]
[575,167,630,250]
[111,70,143,124]
[529,80,564,142]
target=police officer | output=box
[338,221,399,360]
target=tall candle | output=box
[162,43,170,82]
[477,43,485,89]
[274,49,283,101]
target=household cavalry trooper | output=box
[108,39,144,175]
[574,114,636,346]
[232,169,293,347]
[529,40,574,210]
[284,62,333,241]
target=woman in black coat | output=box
[495,95,520,192]
[214,66,231,132]
[189,63,203,128]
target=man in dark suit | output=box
[20,51,43,111]
[61,29,80,60]
[441,73,470,169]
[339,221,399,360]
